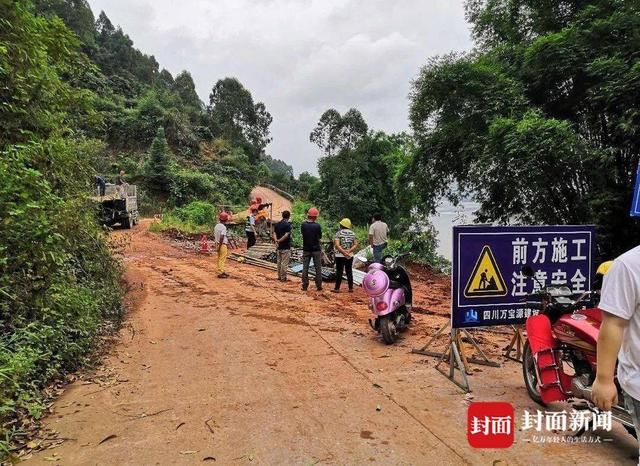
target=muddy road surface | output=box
[26,222,637,465]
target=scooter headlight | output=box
[383,257,394,267]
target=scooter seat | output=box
[389,280,401,289]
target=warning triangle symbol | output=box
[464,246,508,298]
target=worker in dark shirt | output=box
[300,207,323,291]
[115,170,126,185]
[272,210,292,282]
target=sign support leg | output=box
[503,325,526,363]
[433,328,471,392]
[413,326,471,392]
[460,329,501,368]
[411,321,450,358]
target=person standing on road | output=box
[368,213,389,263]
[301,207,323,291]
[332,218,358,293]
[273,210,292,282]
[214,212,230,278]
[592,246,640,459]
[246,207,258,248]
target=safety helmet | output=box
[218,212,229,222]
[307,207,319,217]
[596,260,614,276]
[339,218,352,229]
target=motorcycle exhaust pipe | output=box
[571,378,635,430]
[571,378,592,400]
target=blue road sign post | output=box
[452,225,596,329]
[631,163,640,217]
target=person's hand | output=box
[592,377,618,411]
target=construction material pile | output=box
[230,243,366,284]
[230,243,338,280]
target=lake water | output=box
[430,201,480,261]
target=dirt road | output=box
[233,186,293,223]
[25,222,637,465]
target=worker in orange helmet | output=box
[214,212,230,278]
[301,207,323,291]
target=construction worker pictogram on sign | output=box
[464,246,507,298]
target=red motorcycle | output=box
[521,266,636,437]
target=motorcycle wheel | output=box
[380,315,398,345]
[523,341,545,406]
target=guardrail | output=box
[259,183,294,202]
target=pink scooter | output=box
[361,253,412,344]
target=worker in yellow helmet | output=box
[332,218,359,293]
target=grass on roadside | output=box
[148,213,213,236]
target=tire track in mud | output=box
[254,285,470,465]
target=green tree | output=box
[144,127,174,195]
[173,70,202,109]
[316,132,401,226]
[310,108,369,156]
[158,68,174,88]
[207,77,272,163]
[34,0,96,45]
[408,0,640,257]
[309,108,342,156]
[294,171,320,200]
[339,108,368,151]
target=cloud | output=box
[87,0,472,174]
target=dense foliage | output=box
[0,0,299,457]
[407,0,640,258]
[308,110,443,266]
[33,0,295,203]
[0,1,123,456]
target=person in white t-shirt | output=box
[368,213,389,263]
[593,245,640,456]
[214,212,230,278]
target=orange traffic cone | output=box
[200,235,209,254]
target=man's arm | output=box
[592,312,628,411]
[274,232,290,244]
[592,260,635,411]
[218,234,226,252]
[348,239,360,255]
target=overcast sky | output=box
[87,0,472,175]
